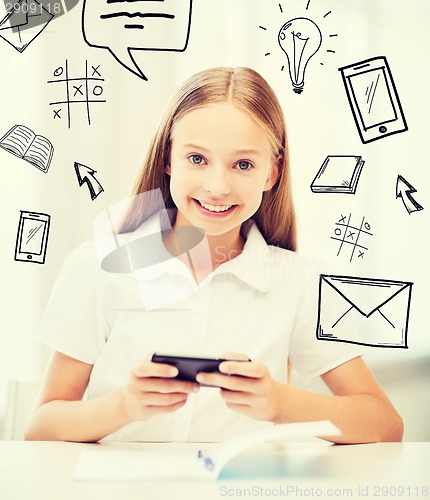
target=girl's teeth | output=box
[199,201,233,212]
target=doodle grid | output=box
[331,213,373,262]
[48,60,106,128]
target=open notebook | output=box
[74,420,339,481]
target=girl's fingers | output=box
[218,360,266,378]
[133,376,199,394]
[133,361,178,378]
[139,391,189,407]
[196,371,260,392]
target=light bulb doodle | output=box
[260,1,338,94]
[278,17,322,94]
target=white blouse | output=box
[38,210,362,442]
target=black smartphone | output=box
[151,353,251,385]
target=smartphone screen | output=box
[20,217,46,255]
[348,67,397,129]
[151,353,251,385]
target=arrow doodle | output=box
[396,175,423,214]
[74,161,104,200]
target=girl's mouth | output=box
[192,198,237,217]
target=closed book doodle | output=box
[310,155,364,194]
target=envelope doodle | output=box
[0,0,53,52]
[316,275,412,348]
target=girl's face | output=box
[166,102,278,239]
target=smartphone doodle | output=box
[339,56,407,144]
[14,210,51,264]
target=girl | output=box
[25,67,403,444]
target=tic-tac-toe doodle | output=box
[47,60,106,128]
[331,213,373,262]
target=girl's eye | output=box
[189,154,205,165]
[236,160,253,171]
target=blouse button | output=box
[195,316,205,325]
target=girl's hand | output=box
[121,360,200,423]
[196,355,283,423]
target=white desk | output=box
[0,441,428,500]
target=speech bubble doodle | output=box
[82,0,193,81]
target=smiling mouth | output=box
[194,199,236,213]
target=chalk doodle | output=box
[47,60,106,128]
[0,0,80,51]
[0,0,52,52]
[74,161,104,201]
[396,175,424,215]
[331,213,373,262]
[310,155,364,194]
[339,56,407,143]
[316,274,412,348]
[260,1,338,94]
[14,210,51,264]
[82,0,193,80]
[0,124,53,173]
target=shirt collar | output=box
[128,209,190,282]
[213,219,272,292]
[117,209,274,291]
[95,208,184,281]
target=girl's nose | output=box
[202,167,231,197]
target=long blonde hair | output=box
[121,67,296,251]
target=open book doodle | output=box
[74,420,340,481]
[0,124,54,173]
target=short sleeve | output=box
[37,242,108,364]
[288,264,364,384]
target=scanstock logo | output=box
[2,0,80,31]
